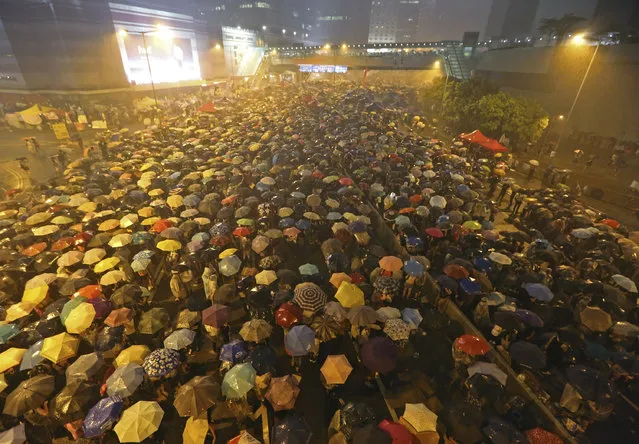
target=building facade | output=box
[309,0,371,45]
[484,0,540,40]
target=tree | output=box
[538,14,587,42]
[467,92,549,148]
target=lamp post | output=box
[557,33,600,150]
[118,26,173,108]
[439,57,450,111]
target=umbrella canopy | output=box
[66,352,105,383]
[107,363,145,397]
[580,306,613,332]
[361,337,397,374]
[3,374,55,416]
[402,403,438,433]
[40,332,79,364]
[115,345,150,368]
[292,282,328,313]
[222,363,256,399]
[51,380,100,423]
[83,396,124,438]
[114,401,164,443]
[285,325,316,357]
[183,415,209,444]
[266,375,301,411]
[384,319,412,341]
[240,319,273,343]
[0,348,26,373]
[174,375,220,417]
[335,281,365,308]
[454,334,490,356]
[379,256,403,272]
[347,305,378,326]
[164,329,196,350]
[320,354,353,385]
[142,348,181,378]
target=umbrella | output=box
[255,270,277,286]
[443,264,469,280]
[272,414,312,444]
[488,252,512,265]
[611,274,638,293]
[51,380,100,423]
[3,374,55,416]
[40,332,79,364]
[335,281,365,308]
[298,263,319,275]
[83,248,107,265]
[20,340,43,371]
[183,415,209,444]
[361,337,397,374]
[580,306,613,332]
[114,401,164,443]
[174,375,220,417]
[108,233,132,248]
[379,256,403,272]
[454,335,490,356]
[0,348,26,373]
[467,362,508,386]
[164,329,196,350]
[240,319,272,343]
[311,315,342,341]
[57,250,84,267]
[276,302,303,329]
[285,325,316,356]
[509,341,546,370]
[83,396,124,438]
[377,306,401,321]
[202,304,230,328]
[222,363,256,399]
[401,307,423,328]
[384,319,412,341]
[106,363,145,397]
[63,301,96,334]
[330,272,352,288]
[105,307,133,327]
[403,259,424,277]
[94,256,120,273]
[266,375,301,411]
[293,282,328,313]
[463,220,482,231]
[402,403,438,433]
[219,255,242,276]
[347,305,378,326]
[156,239,182,252]
[0,324,20,345]
[523,283,554,302]
[220,339,248,364]
[321,354,353,385]
[100,270,127,286]
[66,352,105,383]
[115,345,150,368]
[0,424,26,443]
[142,348,181,378]
[525,428,563,444]
[138,308,170,334]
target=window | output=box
[239,3,253,8]
[215,5,225,11]
[255,2,270,8]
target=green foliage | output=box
[538,14,587,42]
[423,77,549,149]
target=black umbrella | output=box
[51,380,100,423]
[509,341,546,370]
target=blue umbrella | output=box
[523,283,554,302]
[403,259,424,277]
[285,325,316,357]
[348,221,366,233]
[220,339,248,364]
[401,308,423,328]
[295,219,311,231]
[273,414,313,444]
[437,275,458,293]
[20,340,44,371]
[485,292,506,306]
[82,396,123,438]
[459,277,481,295]
[0,324,20,345]
[473,257,492,272]
[279,217,295,228]
[142,348,181,378]
[514,309,544,328]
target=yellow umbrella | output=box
[98,219,120,232]
[109,234,133,248]
[41,332,79,364]
[83,248,107,265]
[138,207,155,218]
[141,217,161,226]
[167,195,184,209]
[77,201,98,213]
[26,212,51,226]
[64,302,96,334]
[219,248,238,259]
[25,273,57,290]
[0,374,8,393]
[320,354,353,385]
[22,285,49,306]
[330,273,352,289]
[57,250,84,267]
[32,225,59,236]
[0,209,18,220]
[114,401,164,443]
[157,239,182,252]
[278,207,294,218]
[100,270,127,286]
[335,282,365,308]
[115,345,150,368]
[149,189,164,197]
[255,270,277,286]
[0,348,26,373]
[183,414,209,444]
[94,257,121,273]
[402,403,438,433]
[5,301,36,322]
[120,214,139,229]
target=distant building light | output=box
[282,29,286,34]
[262,25,267,31]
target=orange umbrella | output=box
[22,242,47,257]
[105,307,133,327]
[51,237,74,252]
[600,218,620,229]
[74,285,102,300]
[151,219,172,233]
[221,195,237,205]
[379,256,403,272]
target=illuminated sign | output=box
[110,2,201,84]
[299,65,348,73]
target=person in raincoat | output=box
[170,269,188,301]
[202,264,218,301]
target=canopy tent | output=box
[460,130,509,153]
[16,105,60,126]
[198,102,217,113]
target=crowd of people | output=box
[0,81,637,444]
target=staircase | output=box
[443,44,472,81]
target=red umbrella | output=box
[454,335,490,356]
[443,264,469,280]
[338,177,354,186]
[349,272,366,284]
[233,227,252,238]
[409,194,422,204]
[275,302,303,329]
[600,218,620,229]
[151,219,172,233]
[425,227,444,238]
[74,285,102,300]
[22,242,47,257]
[525,428,563,444]
[399,207,415,214]
[73,232,92,247]
[202,304,230,328]
[221,195,237,205]
[51,237,74,252]
[378,420,418,444]
[104,307,133,327]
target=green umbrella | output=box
[222,363,256,399]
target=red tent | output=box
[479,138,509,153]
[197,102,216,113]
[460,130,491,144]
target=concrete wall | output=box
[475,44,639,140]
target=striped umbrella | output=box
[292,283,327,313]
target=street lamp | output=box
[118,26,173,108]
[434,60,440,69]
